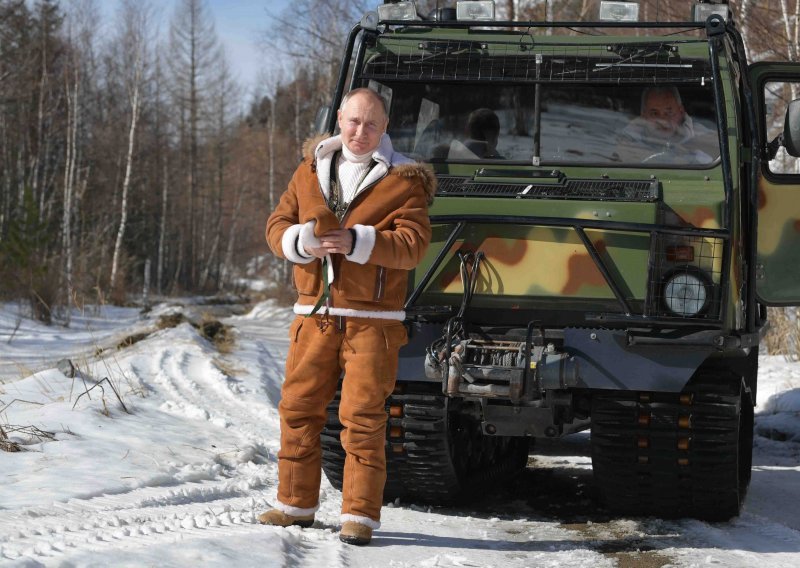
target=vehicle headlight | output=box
[663,270,710,317]
[377,1,419,21]
[692,3,729,22]
[456,1,496,21]
[599,1,640,22]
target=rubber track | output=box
[320,390,413,498]
[321,383,528,504]
[590,373,746,520]
[385,388,463,503]
[320,385,461,502]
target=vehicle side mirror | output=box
[314,106,331,135]
[784,99,800,157]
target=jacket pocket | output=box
[286,317,305,372]
[339,262,384,303]
[293,261,321,296]
[384,268,409,305]
[382,321,409,350]
[289,316,304,342]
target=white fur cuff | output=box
[340,513,380,530]
[282,224,314,264]
[299,220,322,253]
[345,224,376,265]
[273,500,319,517]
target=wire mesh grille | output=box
[437,176,471,193]
[363,38,712,84]
[647,235,724,320]
[436,176,658,201]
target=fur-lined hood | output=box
[302,134,436,205]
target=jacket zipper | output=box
[339,175,387,303]
[315,159,389,303]
[374,266,386,301]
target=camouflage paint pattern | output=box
[415,221,725,318]
[422,225,646,300]
[750,63,800,305]
[755,175,800,304]
[377,30,751,325]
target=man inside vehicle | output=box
[435,108,504,160]
[616,86,718,164]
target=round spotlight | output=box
[663,269,710,317]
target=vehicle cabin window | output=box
[375,81,720,168]
[764,80,800,175]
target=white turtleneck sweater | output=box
[336,144,374,206]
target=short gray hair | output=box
[339,87,389,118]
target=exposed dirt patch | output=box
[0,427,21,452]
[157,312,187,329]
[604,550,672,568]
[458,435,679,566]
[199,318,235,353]
[0,423,55,452]
[118,311,235,353]
[563,522,673,568]
[116,332,150,349]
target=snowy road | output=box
[1,301,799,566]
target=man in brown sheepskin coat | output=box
[261,88,435,545]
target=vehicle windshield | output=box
[379,81,720,167]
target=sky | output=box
[2,298,800,565]
[86,0,381,96]
[204,0,292,95]
[94,0,294,95]
[203,0,386,95]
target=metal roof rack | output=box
[362,36,713,84]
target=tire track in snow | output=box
[1,309,348,566]
[230,315,290,407]
[0,469,347,565]
[144,335,281,455]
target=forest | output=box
[0,0,797,324]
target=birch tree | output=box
[153,53,169,296]
[220,178,245,289]
[168,0,222,289]
[109,0,152,294]
[61,0,98,320]
[257,63,287,214]
[61,31,78,319]
[779,0,800,100]
[199,52,238,290]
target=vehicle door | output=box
[750,62,800,304]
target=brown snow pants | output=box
[277,314,408,524]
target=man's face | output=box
[337,93,388,155]
[641,91,685,137]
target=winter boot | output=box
[339,521,373,545]
[258,508,315,528]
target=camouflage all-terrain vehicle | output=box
[318,0,800,520]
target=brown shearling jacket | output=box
[266,134,435,319]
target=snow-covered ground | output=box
[1,300,800,567]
